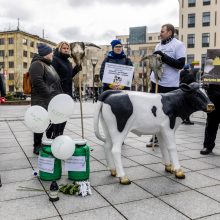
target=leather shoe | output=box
[200,148,212,155]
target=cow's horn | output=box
[84,42,101,49]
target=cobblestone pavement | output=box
[1,103,220,220]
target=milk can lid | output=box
[42,139,53,145]
[73,139,87,146]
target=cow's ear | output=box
[179,83,192,92]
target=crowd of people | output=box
[27,22,219,157]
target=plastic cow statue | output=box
[94,83,214,185]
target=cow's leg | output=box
[159,130,185,179]
[112,139,131,185]
[157,132,174,174]
[101,115,116,177]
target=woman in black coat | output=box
[99,39,133,91]
[29,43,63,154]
[51,41,81,136]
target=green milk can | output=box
[38,139,62,181]
[67,139,90,181]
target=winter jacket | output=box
[29,54,63,109]
[99,51,133,91]
[52,49,81,97]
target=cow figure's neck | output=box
[161,90,195,129]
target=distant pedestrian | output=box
[29,43,63,155]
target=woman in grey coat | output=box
[29,43,63,155]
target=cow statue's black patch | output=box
[100,91,133,132]
[151,106,157,117]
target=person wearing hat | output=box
[179,64,195,125]
[50,41,81,137]
[99,39,133,91]
[29,43,63,155]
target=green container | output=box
[68,139,90,181]
[39,139,62,181]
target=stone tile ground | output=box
[0,104,220,219]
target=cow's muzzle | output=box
[207,103,215,112]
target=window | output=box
[182,14,184,28]
[188,14,195,27]
[202,33,210,47]
[0,38,4,45]
[214,32,216,46]
[8,50,14,56]
[9,85,14,92]
[8,37,14,44]
[0,50,5,57]
[9,62,14,68]
[203,12,210,26]
[187,34,195,48]
[201,54,207,70]
[22,38,28,45]
[30,52,35,58]
[148,36,152,40]
[187,54,195,64]
[203,0,211,5]
[23,62,28,69]
[30,41,35,47]
[188,0,196,7]
[23,50,28,57]
[9,73,14,80]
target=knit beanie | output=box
[37,43,52,56]
[110,39,122,49]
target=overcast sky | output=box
[0,0,179,45]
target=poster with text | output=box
[203,49,220,84]
[102,63,134,87]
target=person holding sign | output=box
[99,39,133,91]
[147,23,186,147]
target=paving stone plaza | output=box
[1,102,220,220]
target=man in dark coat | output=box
[51,41,81,137]
[29,43,63,154]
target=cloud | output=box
[67,0,163,7]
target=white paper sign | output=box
[38,156,55,173]
[102,63,134,87]
[65,156,86,172]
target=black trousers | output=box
[203,106,220,150]
[33,122,66,147]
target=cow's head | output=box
[70,42,101,66]
[180,82,215,113]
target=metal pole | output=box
[92,65,95,103]
[142,60,145,92]
[78,72,84,139]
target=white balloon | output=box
[51,135,75,160]
[48,94,75,124]
[24,105,50,133]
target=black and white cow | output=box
[94,82,214,184]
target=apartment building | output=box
[179,0,220,68]
[0,30,56,93]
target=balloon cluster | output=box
[24,94,76,160]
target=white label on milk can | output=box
[38,156,55,173]
[65,156,86,171]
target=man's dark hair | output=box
[162,23,175,37]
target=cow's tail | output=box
[94,101,106,142]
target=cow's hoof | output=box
[110,169,117,177]
[165,164,174,173]
[175,169,185,179]
[119,176,131,185]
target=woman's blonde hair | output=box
[57,41,70,52]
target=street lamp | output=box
[91,57,98,103]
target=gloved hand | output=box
[153,50,164,57]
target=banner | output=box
[203,49,220,84]
[102,63,134,87]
